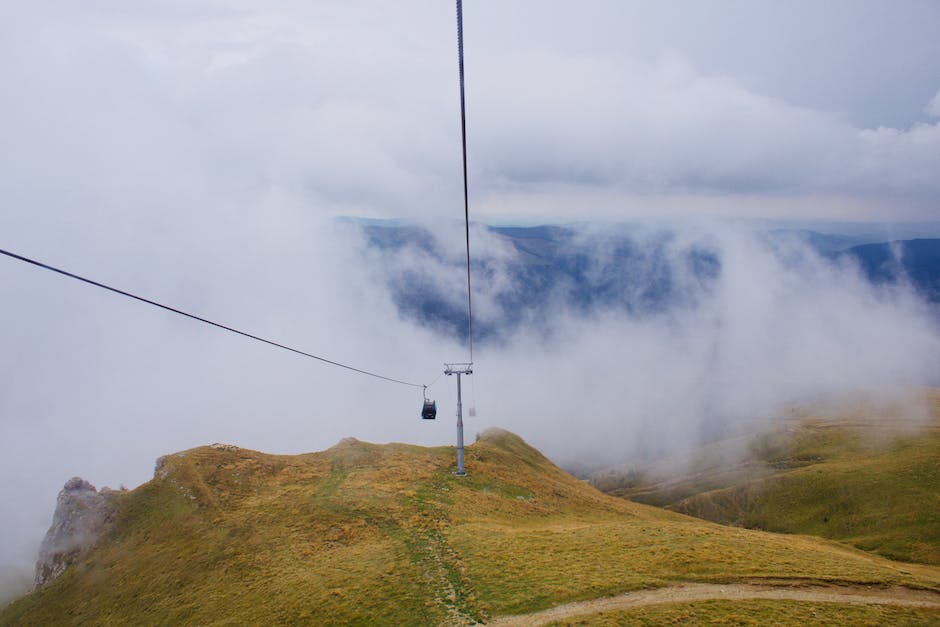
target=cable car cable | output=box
[0,246,425,388]
[456,0,474,364]
[424,371,444,392]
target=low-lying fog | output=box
[3,217,939,604]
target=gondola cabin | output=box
[421,399,437,420]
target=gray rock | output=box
[35,477,116,589]
[154,455,169,480]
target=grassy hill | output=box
[596,391,940,566]
[3,429,940,625]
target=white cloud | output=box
[3,2,939,226]
[925,89,940,118]
[469,225,940,464]
[472,48,940,210]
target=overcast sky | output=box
[2,0,940,602]
[2,0,940,227]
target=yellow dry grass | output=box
[3,428,939,625]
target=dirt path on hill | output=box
[485,582,940,626]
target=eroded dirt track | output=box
[486,582,940,626]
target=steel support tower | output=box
[444,362,473,476]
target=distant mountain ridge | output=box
[837,239,940,302]
[359,222,940,341]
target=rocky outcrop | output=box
[35,477,117,589]
[210,443,239,452]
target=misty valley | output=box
[5,220,940,623]
[360,221,940,344]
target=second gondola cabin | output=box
[421,399,437,420]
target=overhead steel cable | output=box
[0,246,424,388]
[456,0,474,363]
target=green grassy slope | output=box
[599,391,940,565]
[3,429,939,625]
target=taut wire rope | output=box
[0,247,425,388]
[456,0,474,363]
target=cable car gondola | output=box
[421,398,437,420]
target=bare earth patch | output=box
[486,582,940,626]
